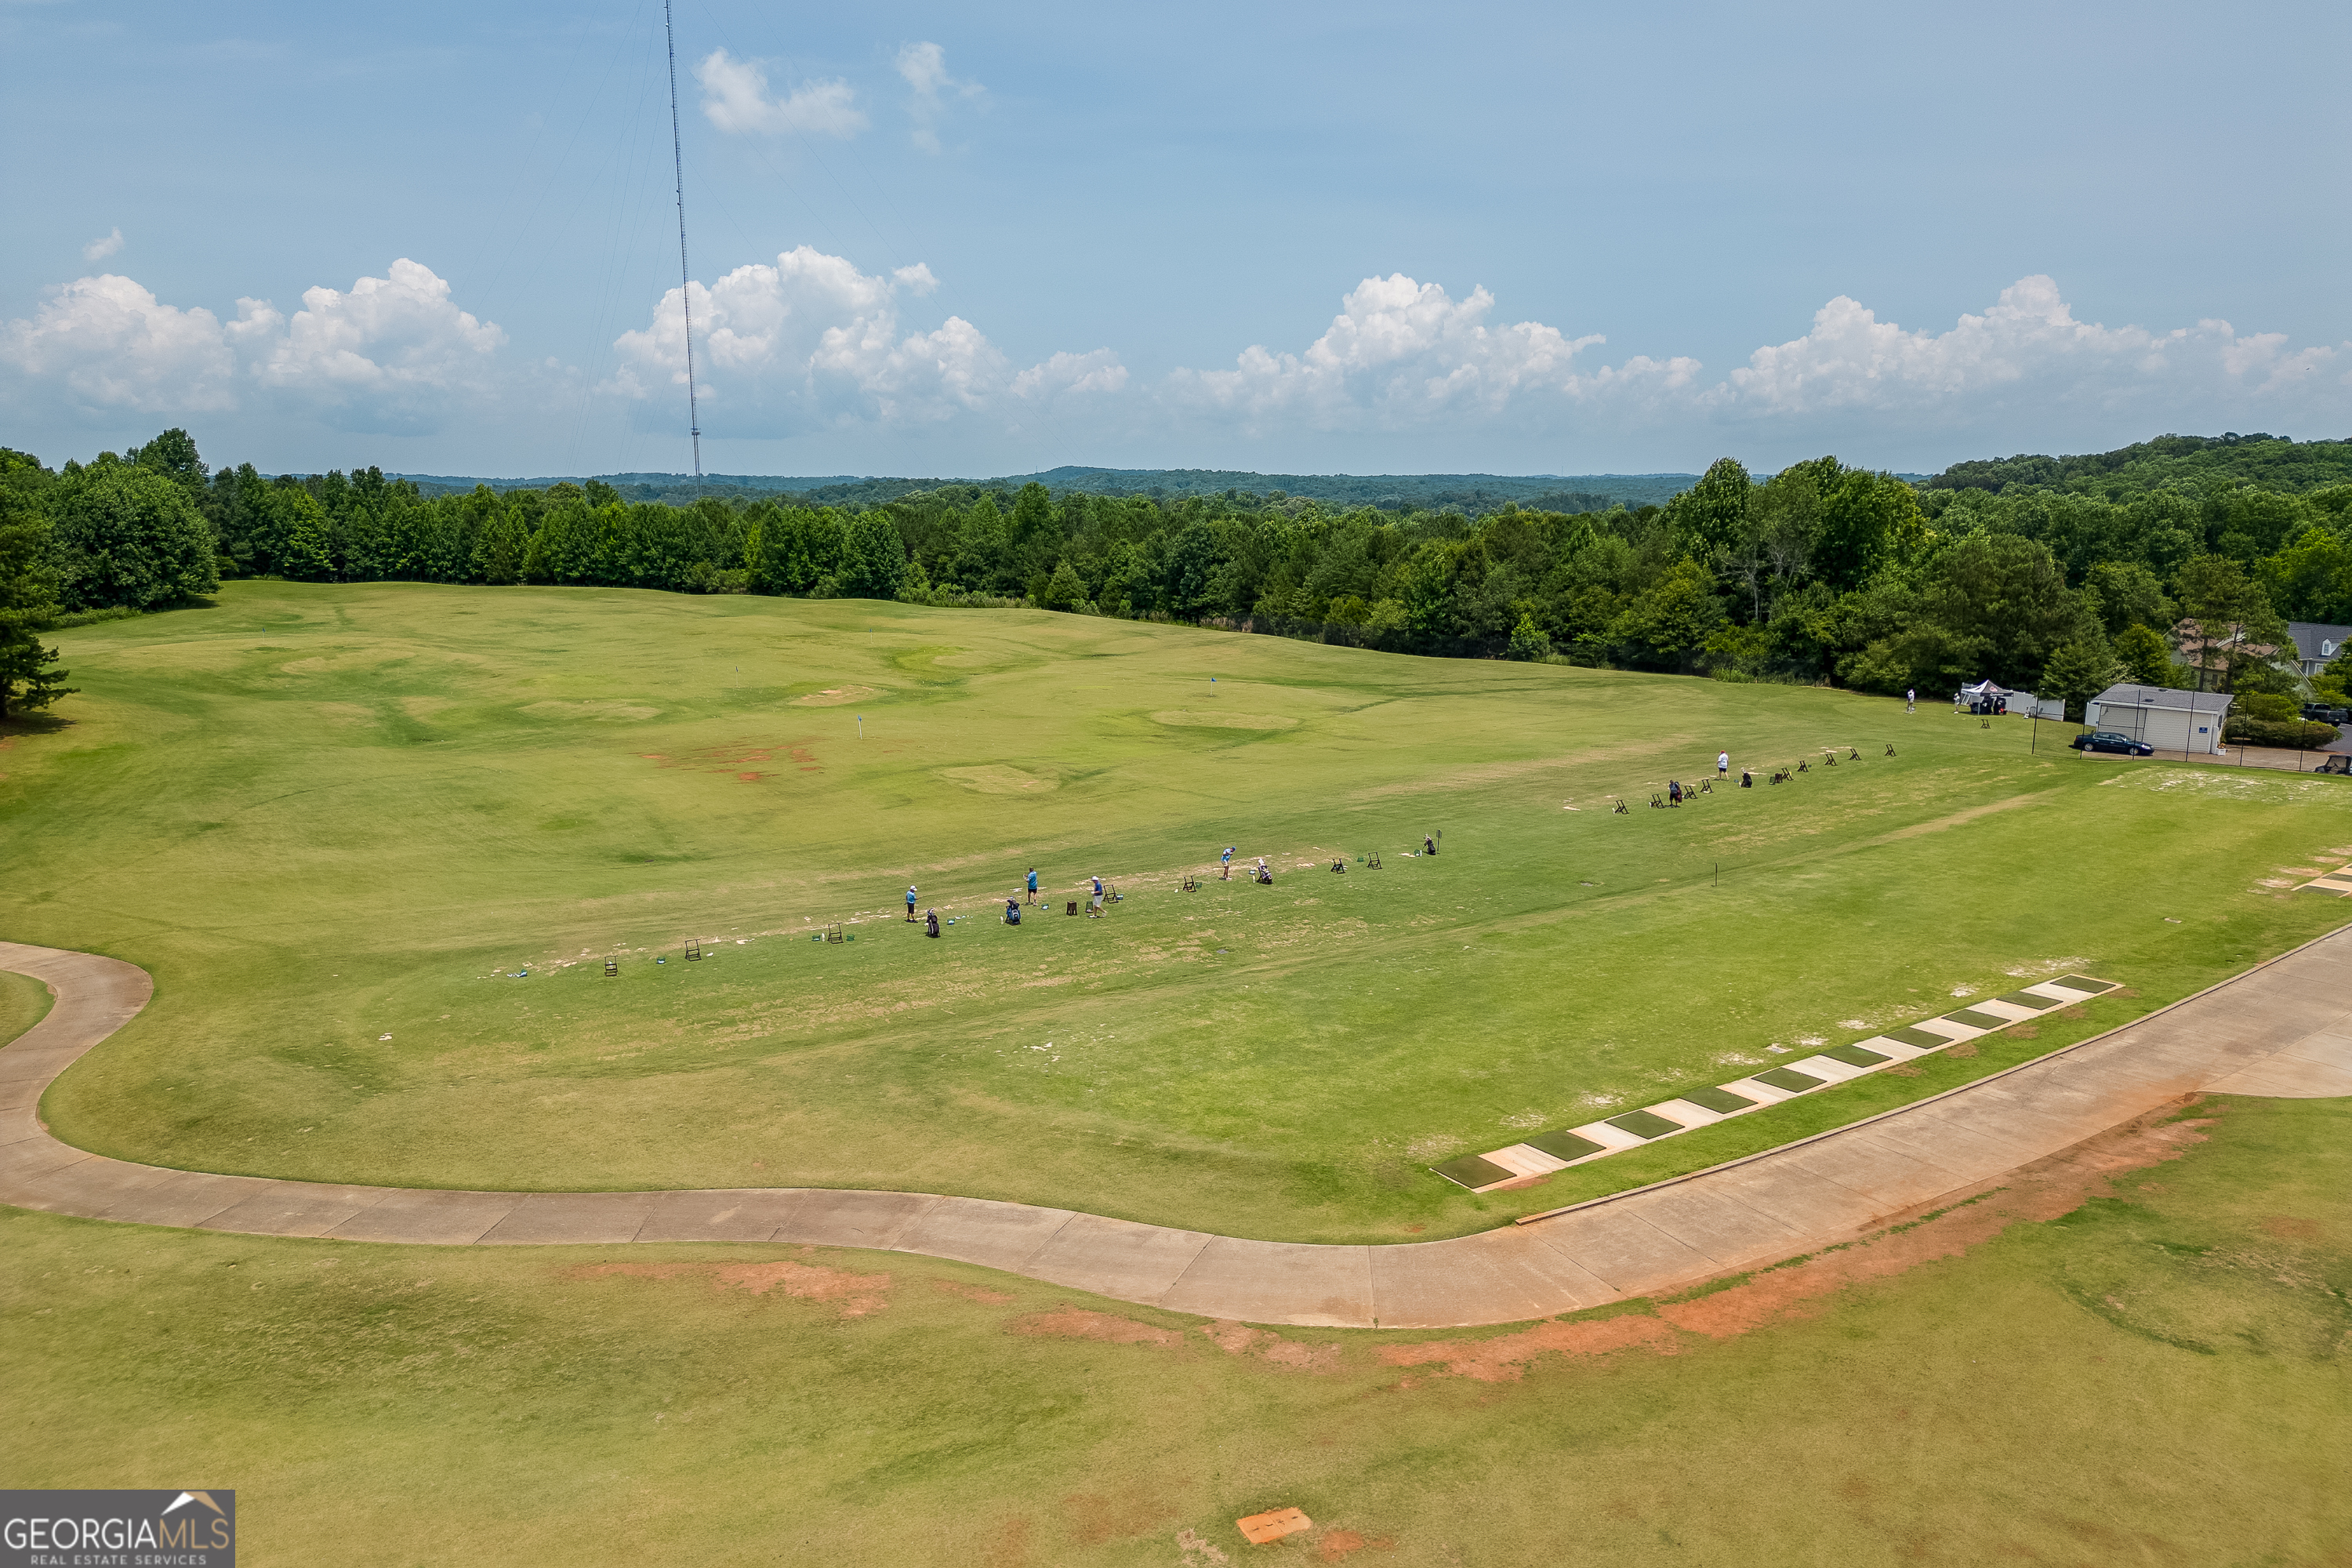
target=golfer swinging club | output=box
[1221,845,1234,880]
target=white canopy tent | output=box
[1956,681,2062,720]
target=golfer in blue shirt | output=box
[1026,866,1039,905]
[906,884,918,922]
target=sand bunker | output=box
[1150,710,1297,731]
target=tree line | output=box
[5,427,2349,723]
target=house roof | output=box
[2090,684,2234,714]
[2287,622,2352,663]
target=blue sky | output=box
[3,0,2346,479]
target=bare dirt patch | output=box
[1659,1100,2215,1341]
[1006,1308,1179,1346]
[1317,1529,1396,1562]
[1199,1321,1342,1372]
[564,1256,890,1317]
[1176,1527,1229,1565]
[1377,1311,1679,1381]
[1386,1100,2220,1377]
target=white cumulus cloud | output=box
[0,273,238,415]
[895,42,983,154]
[82,227,124,261]
[0,260,506,433]
[1165,272,2349,452]
[1708,274,2344,423]
[1166,273,1681,432]
[241,259,507,432]
[608,245,1119,437]
[1014,349,1129,401]
[696,49,865,138]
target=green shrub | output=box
[2223,717,2340,749]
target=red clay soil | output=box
[1200,1320,1344,1372]
[1316,1528,1396,1561]
[1381,1098,2217,1380]
[1377,1311,1681,1382]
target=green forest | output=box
[5,429,2351,724]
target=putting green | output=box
[5,581,2350,1243]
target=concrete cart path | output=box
[5,935,2350,1329]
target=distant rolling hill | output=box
[389,466,1704,514]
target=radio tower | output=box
[662,0,703,486]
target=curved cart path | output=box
[5,935,2350,1329]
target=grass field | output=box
[0,967,50,1049]
[2,1091,2341,1564]
[5,580,2352,1241]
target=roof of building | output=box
[2287,622,2352,663]
[2090,683,2234,713]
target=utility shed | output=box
[2083,684,2234,753]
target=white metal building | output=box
[2083,684,2234,753]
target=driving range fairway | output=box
[5,579,2352,1241]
